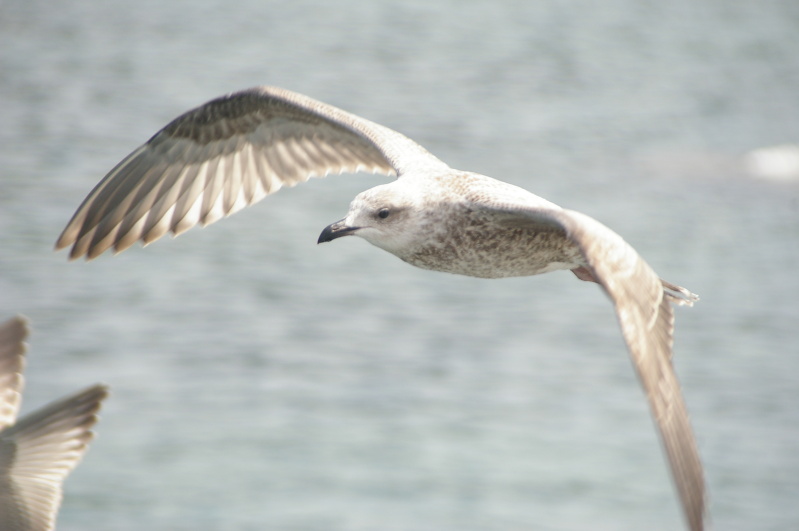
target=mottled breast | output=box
[402,206,584,279]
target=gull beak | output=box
[318,219,359,244]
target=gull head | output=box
[317,182,423,257]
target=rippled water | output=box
[1,1,798,530]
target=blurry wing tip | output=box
[83,383,110,398]
[65,246,84,261]
[74,384,111,418]
[662,280,700,306]
[55,235,76,256]
[5,314,31,334]
[85,246,105,261]
[55,232,92,261]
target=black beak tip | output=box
[317,221,357,244]
[317,226,334,244]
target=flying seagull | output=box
[56,86,705,530]
[0,316,108,531]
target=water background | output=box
[1,1,798,530]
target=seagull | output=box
[0,316,108,531]
[56,86,705,530]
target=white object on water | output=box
[744,144,799,181]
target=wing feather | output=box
[490,206,705,531]
[0,316,108,531]
[0,384,108,531]
[553,208,705,531]
[0,317,28,431]
[57,86,449,259]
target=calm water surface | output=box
[1,1,798,530]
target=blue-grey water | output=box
[2,1,798,530]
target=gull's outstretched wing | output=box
[56,86,449,260]
[492,206,705,531]
[0,384,109,531]
[0,316,28,430]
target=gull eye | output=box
[378,208,390,219]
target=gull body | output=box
[319,172,584,279]
[56,86,705,530]
[0,316,108,531]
